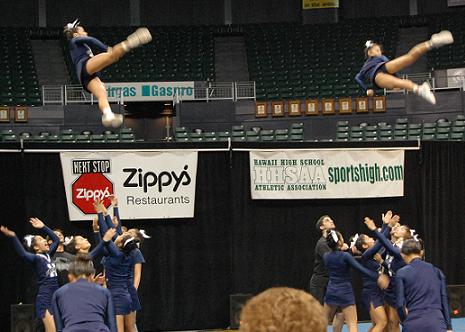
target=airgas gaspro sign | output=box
[250,149,404,199]
[61,151,198,220]
[106,81,195,102]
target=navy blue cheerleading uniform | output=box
[68,36,109,92]
[10,226,60,318]
[372,227,406,307]
[113,207,145,312]
[52,278,117,332]
[128,248,145,312]
[103,240,133,315]
[359,226,391,310]
[323,250,379,307]
[396,258,452,332]
[355,55,389,91]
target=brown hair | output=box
[239,287,326,332]
[315,215,330,232]
[68,253,95,277]
[399,225,412,240]
[63,25,79,40]
[364,42,383,58]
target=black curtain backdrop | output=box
[0,142,464,331]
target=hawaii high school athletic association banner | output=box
[60,151,198,220]
[250,150,404,199]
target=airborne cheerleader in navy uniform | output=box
[1,218,60,332]
[63,19,152,127]
[396,239,453,332]
[323,230,390,332]
[355,30,454,104]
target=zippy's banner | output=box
[60,151,198,220]
[250,150,404,199]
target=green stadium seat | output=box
[276,134,289,141]
[105,134,119,142]
[451,132,464,140]
[232,125,245,132]
[32,135,46,142]
[2,134,17,142]
[60,134,75,142]
[350,132,364,139]
[91,134,105,142]
[408,129,421,136]
[232,136,246,142]
[46,135,60,142]
[290,134,304,142]
[1,129,14,136]
[291,123,304,129]
[76,135,91,143]
[435,133,450,140]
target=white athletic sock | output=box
[103,107,113,115]
[121,41,130,52]
[426,41,433,50]
[413,84,419,94]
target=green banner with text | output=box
[250,149,404,199]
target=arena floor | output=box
[167,318,465,331]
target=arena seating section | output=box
[0,28,41,106]
[428,13,465,69]
[246,18,398,100]
[174,122,305,142]
[62,26,216,84]
[1,15,465,106]
[1,13,465,143]
[0,127,139,143]
[335,115,465,142]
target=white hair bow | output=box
[66,18,80,31]
[124,237,135,247]
[350,233,359,248]
[365,40,374,49]
[24,235,34,248]
[64,236,73,246]
[410,229,420,241]
[139,229,151,239]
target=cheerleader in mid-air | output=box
[0,218,60,332]
[355,30,454,104]
[63,19,152,127]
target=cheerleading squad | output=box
[309,211,453,332]
[0,195,148,332]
